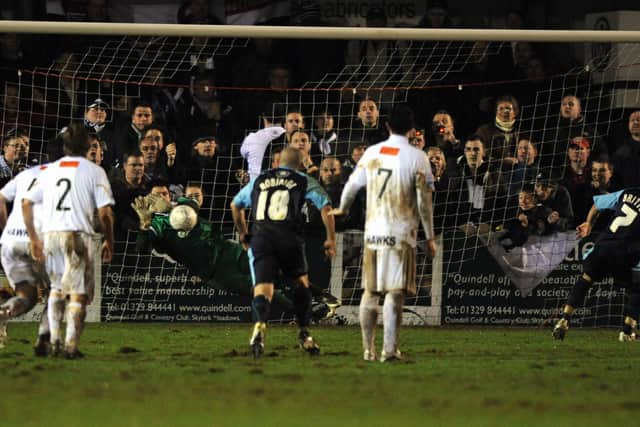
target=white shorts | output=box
[362,243,416,295]
[1,241,48,289]
[44,231,95,300]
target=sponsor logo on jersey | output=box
[60,160,80,168]
[380,146,400,156]
[365,235,397,246]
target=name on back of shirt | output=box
[259,177,297,190]
[623,193,640,211]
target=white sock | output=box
[382,291,404,356]
[0,296,33,318]
[359,291,379,355]
[65,302,86,352]
[48,291,65,344]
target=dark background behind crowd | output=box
[1,1,640,291]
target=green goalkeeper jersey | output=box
[136,213,251,295]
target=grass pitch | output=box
[0,323,638,427]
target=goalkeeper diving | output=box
[132,187,340,320]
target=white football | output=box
[169,205,198,232]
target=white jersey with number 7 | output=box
[24,156,114,235]
[344,134,435,249]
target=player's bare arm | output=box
[577,204,599,238]
[416,172,437,258]
[230,201,250,249]
[21,198,43,263]
[98,206,115,263]
[320,205,337,259]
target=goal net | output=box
[1,26,638,328]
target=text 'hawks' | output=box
[259,178,297,191]
[366,235,396,246]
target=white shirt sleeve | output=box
[339,158,367,211]
[93,167,115,208]
[240,126,286,180]
[24,177,43,204]
[0,177,18,202]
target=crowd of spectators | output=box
[0,2,638,288]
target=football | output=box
[169,204,198,232]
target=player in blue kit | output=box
[553,188,640,341]
[231,147,337,357]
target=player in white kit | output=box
[331,104,437,362]
[23,123,115,358]
[0,164,51,353]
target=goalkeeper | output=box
[133,193,339,319]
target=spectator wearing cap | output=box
[612,110,640,188]
[534,173,574,233]
[183,135,219,183]
[0,129,29,187]
[559,136,592,223]
[84,98,116,167]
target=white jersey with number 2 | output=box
[346,134,434,249]
[24,156,114,234]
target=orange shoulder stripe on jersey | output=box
[39,165,47,170]
[380,146,400,156]
[60,161,80,168]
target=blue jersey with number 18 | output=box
[232,166,330,238]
